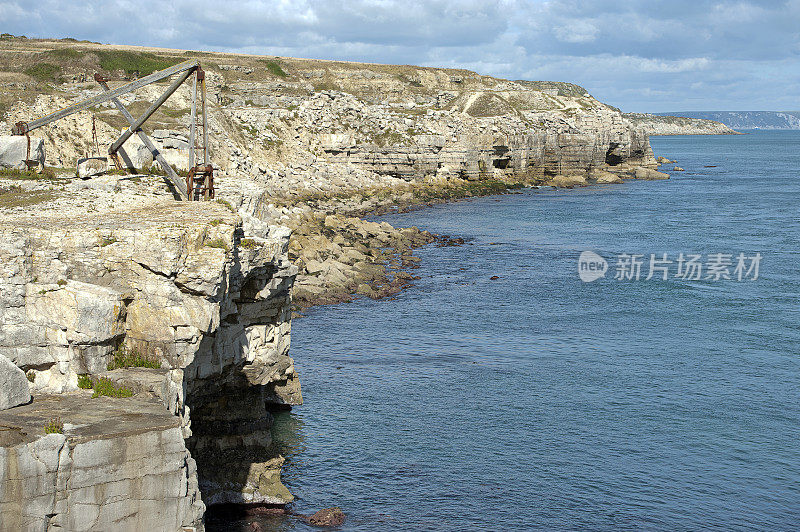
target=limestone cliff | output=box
[0,176,298,530]
[622,113,741,135]
[0,37,673,531]
[0,38,658,196]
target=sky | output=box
[1,0,798,112]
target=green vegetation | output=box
[160,107,190,119]
[96,50,181,76]
[24,63,63,82]
[107,346,161,370]
[209,218,223,227]
[370,130,409,147]
[215,198,235,212]
[43,48,85,60]
[57,279,67,286]
[90,377,134,398]
[0,167,58,180]
[204,238,229,250]
[77,374,93,389]
[397,74,422,87]
[313,81,340,92]
[240,238,259,249]
[261,60,288,78]
[26,371,35,383]
[99,235,117,247]
[44,418,64,434]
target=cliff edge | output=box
[0,36,672,531]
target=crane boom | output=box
[11,59,200,136]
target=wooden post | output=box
[188,71,197,175]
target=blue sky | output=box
[1,0,798,112]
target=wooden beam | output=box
[12,59,199,135]
[96,80,188,200]
[109,67,196,154]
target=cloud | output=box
[0,0,798,111]
[552,20,599,43]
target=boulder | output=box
[591,169,624,184]
[76,157,108,179]
[673,166,685,172]
[0,353,31,410]
[634,167,670,180]
[656,156,676,164]
[308,507,345,527]
[118,143,154,171]
[0,135,45,170]
[159,148,191,172]
[548,174,588,187]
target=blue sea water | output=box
[240,131,800,530]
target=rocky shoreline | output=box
[0,37,673,531]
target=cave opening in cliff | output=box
[605,143,624,166]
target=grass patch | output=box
[215,198,235,212]
[107,347,161,370]
[96,50,181,76]
[205,238,229,250]
[56,279,67,286]
[99,235,117,247]
[24,63,63,82]
[209,218,223,227]
[370,130,409,147]
[0,167,58,180]
[261,60,288,78]
[43,48,85,60]
[240,238,259,249]
[26,371,35,383]
[397,74,422,87]
[0,189,58,209]
[313,81,340,92]
[91,377,134,398]
[77,374,93,389]
[43,418,64,434]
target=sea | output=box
[216,130,800,531]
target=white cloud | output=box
[553,20,599,43]
[0,0,797,111]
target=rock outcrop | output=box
[0,394,202,532]
[0,38,678,531]
[623,113,741,135]
[0,175,298,530]
[0,354,30,410]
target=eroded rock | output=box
[0,353,30,410]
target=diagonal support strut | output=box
[96,78,188,200]
[109,67,196,155]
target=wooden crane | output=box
[11,59,214,201]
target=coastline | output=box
[284,165,673,313]
[0,37,675,530]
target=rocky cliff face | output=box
[622,113,741,135]
[0,176,298,530]
[0,39,658,197]
[0,38,670,531]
